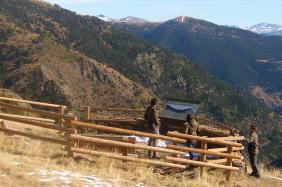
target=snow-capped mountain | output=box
[118,16,148,24]
[97,15,116,22]
[248,23,282,35]
[96,15,149,24]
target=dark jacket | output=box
[247,131,259,154]
[184,119,199,136]
[144,105,160,130]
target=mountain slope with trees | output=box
[0,0,281,163]
[115,16,282,91]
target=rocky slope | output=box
[0,17,154,108]
[0,0,281,163]
[0,0,268,122]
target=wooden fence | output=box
[0,97,245,181]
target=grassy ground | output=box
[0,120,281,187]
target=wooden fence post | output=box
[200,140,208,177]
[65,119,76,157]
[58,106,65,128]
[86,106,91,120]
[226,145,233,181]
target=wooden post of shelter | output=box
[200,139,208,177]
[86,106,91,120]
[226,145,233,181]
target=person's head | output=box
[249,124,257,132]
[150,98,158,107]
[186,113,195,122]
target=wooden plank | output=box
[210,136,245,141]
[86,118,144,124]
[198,116,235,131]
[208,159,227,164]
[71,147,186,169]
[0,113,75,133]
[0,97,66,109]
[166,156,239,171]
[0,126,69,145]
[0,112,55,123]
[0,102,75,121]
[208,147,244,152]
[167,132,242,147]
[71,121,187,143]
[81,107,145,113]
[70,134,185,155]
[167,145,241,159]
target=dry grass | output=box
[0,120,281,187]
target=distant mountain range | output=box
[1,0,267,124]
[1,0,281,164]
[113,16,282,90]
[97,15,282,36]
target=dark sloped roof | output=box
[159,100,200,121]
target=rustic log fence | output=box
[80,106,145,120]
[0,97,245,181]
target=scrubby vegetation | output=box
[0,0,281,164]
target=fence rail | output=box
[0,98,245,182]
[0,97,66,109]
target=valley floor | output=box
[0,121,281,187]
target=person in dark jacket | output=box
[184,112,199,160]
[144,98,161,159]
[247,124,260,178]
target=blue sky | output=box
[45,0,282,27]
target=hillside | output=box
[0,121,282,186]
[0,16,154,108]
[114,16,282,110]
[123,16,282,90]
[0,0,267,121]
[0,0,282,163]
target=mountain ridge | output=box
[1,0,281,163]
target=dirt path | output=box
[233,173,282,187]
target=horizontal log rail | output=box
[0,102,75,121]
[71,147,186,169]
[71,121,187,143]
[0,126,69,146]
[0,97,66,109]
[210,136,245,141]
[167,145,241,159]
[81,107,145,112]
[0,114,75,133]
[70,134,185,155]
[207,158,243,164]
[167,132,242,147]
[198,116,236,131]
[0,112,55,123]
[85,118,144,124]
[166,156,239,171]
[208,147,244,152]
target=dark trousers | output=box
[249,151,260,176]
[187,140,197,160]
[148,127,159,157]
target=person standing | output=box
[144,98,161,159]
[247,124,260,178]
[184,113,199,160]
